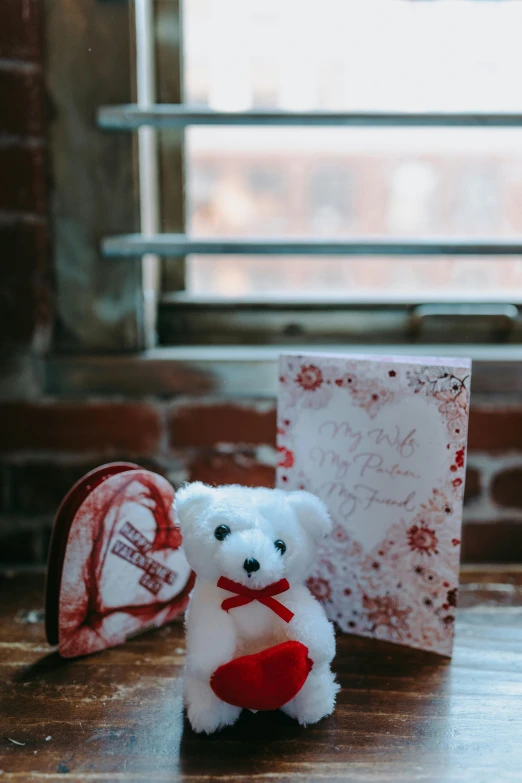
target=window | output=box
[95,0,522,349]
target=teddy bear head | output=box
[174,483,331,589]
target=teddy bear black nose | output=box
[243,557,260,574]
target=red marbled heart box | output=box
[45,463,194,658]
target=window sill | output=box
[46,344,522,398]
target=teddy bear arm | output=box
[285,589,336,665]
[185,597,238,678]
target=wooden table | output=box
[1,568,521,782]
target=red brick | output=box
[464,466,482,505]
[468,407,522,452]
[0,145,47,214]
[491,468,522,509]
[0,222,51,347]
[169,403,276,448]
[188,451,275,488]
[0,0,42,61]
[0,402,163,455]
[0,68,45,136]
[461,521,522,563]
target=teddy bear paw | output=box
[185,678,241,734]
[281,664,339,726]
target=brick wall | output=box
[0,0,52,389]
[1,398,522,566]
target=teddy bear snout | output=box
[243,557,260,575]
[216,527,284,585]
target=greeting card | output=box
[277,353,471,656]
[45,463,194,658]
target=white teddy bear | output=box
[175,482,339,734]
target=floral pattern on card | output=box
[277,353,471,656]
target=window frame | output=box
[106,0,522,348]
[45,0,522,385]
[45,0,144,353]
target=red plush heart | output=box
[210,641,313,711]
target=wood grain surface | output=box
[1,568,521,782]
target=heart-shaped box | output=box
[45,463,194,658]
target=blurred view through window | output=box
[183,0,522,298]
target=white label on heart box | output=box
[277,352,471,657]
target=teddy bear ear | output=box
[287,490,332,541]
[174,482,214,532]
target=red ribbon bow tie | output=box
[217,576,294,623]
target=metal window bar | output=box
[103,234,522,258]
[99,106,522,130]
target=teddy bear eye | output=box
[274,539,286,555]
[214,524,231,541]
